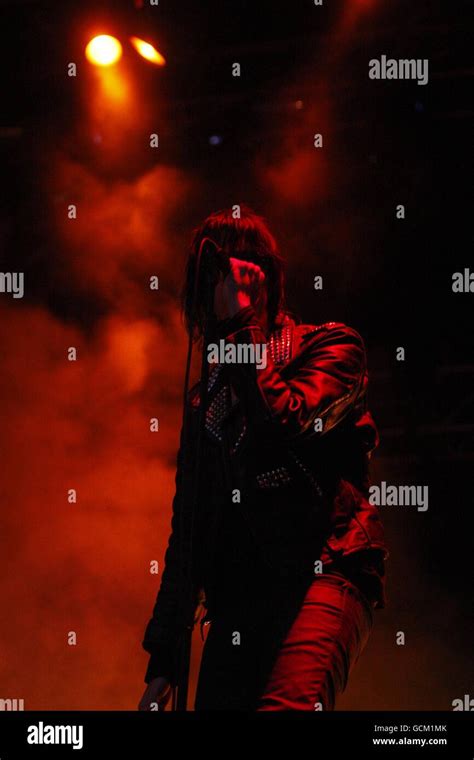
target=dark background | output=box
[0,0,472,709]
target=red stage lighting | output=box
[86,35,123,67]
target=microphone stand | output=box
[172,241,221,711]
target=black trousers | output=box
[194,571,374,711]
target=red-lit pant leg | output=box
[257,573,374,711]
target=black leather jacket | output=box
[142,306,388,684]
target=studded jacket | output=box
[142,306,388,684]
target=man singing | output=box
[138,207,388,711]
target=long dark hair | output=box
[182,206,287,340]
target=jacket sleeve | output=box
[216,306,366,441]
[141,420,199,685]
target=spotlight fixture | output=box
[130,36,166,66]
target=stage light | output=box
[130,36,166,66]
[86,35,123,67]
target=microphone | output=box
[198,237,231,280]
